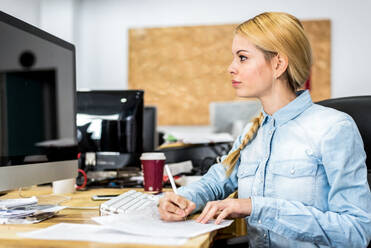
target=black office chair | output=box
[315,96,371,248]
[212,96,371,248]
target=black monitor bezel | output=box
[0,10,77,165]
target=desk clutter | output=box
[17,189,233,246]
[0,196,65,224]
[78,159,195,189]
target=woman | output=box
[158,12,371,247]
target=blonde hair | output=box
[222,12,312,176]
[236,12,312,91]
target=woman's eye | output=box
[239,55,247,62]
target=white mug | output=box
[52,178,76,194]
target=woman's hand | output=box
[196,198,252,225]
[158,192,196,221]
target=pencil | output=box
[165,164,186,221]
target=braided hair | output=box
[222,113,264,177]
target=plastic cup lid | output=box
[140,152,166,160]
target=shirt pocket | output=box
[237,162,259,198]
[270,160,317,205]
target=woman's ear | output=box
[272,53,288,79]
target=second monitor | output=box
[76,90,144,170]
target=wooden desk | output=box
[0,186,218,248]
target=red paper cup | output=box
[140,152,166,193]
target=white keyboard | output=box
[100,190,160,216]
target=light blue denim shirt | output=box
[178,90,371,247]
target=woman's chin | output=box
[235,90,255,98]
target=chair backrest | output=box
[316,96,371,171]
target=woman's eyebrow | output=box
[236,49,249,54]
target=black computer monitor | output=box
[76,90,144,169]
[0,11,78,191]
[143,106,158,152]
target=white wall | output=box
[76,0,371,97]
[39,0,76,43]
[0,0,76,42]
[0,0,41,27]
[2,0,371,97]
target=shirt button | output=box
[306,149,313,156]
[258,220,262,224]
[290,169,295,175]
[263,233,267,238]
[268,130,273,135]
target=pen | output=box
[164,164,186,220]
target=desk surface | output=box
[0,186,217,248]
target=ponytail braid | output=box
[222,112,264,177]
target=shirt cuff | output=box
[248,196,278,230]
[177,186,192,202]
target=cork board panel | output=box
[129,20,331,125]
[301,20,331,101]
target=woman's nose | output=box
[228,62,237,75]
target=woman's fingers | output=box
[196,199,235,224]
[196,201,222,223]
[160,208,187,221]
[186,201,196,214]
[159,200,185,221]
[215,208,231,225]
[170,194,196,216]
[200,204,220,224]
[196,201,213,222]
[197,198,253,224]
[173,194,188,210]
[163,200,185,215]
[158,192,196,221]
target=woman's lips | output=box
[232,80,242,87]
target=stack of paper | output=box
[0,196,38,209]
[0,197,65,224]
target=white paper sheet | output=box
[92,208,234,238]
[0,196,38,209]
[18,223,187,246]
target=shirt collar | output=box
[261,90,313,127]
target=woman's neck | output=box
[259,83,297,116]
